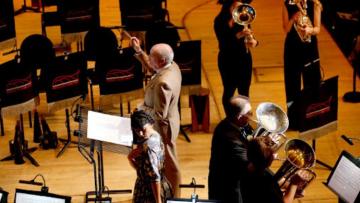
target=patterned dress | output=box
[133,132,173,203]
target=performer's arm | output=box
[282,3,299,33]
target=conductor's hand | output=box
[130,37,142,53]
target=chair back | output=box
[145,20,180,52]
[96,47,143,96]
[59,0,100,35]
[174,40,202,94]
[119,0,166,31]
[0,60,39,116]
[0,0,16,50]
[43,52,88,112]
[20,34,56,90]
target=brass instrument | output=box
[293,0,313,43]
[232,3,256,44]
[274,139,316,197]
[250,102,289,152]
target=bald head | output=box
[228,95,252,119]
[149,43,174,71]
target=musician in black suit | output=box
[208,95,253,203]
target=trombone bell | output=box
[232,3,256,26]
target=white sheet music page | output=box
[328,156,360,203]
[87,111,133,146]
[15,193,65,203]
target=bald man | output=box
[131,37,182,197]
[208,95,254,203]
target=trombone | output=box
[232,3,256,48]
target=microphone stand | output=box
[341,134,360,145]
[179,178,205,202]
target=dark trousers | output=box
[284,56,321,128]
[218,52,252,117]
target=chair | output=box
[95,47,144,114]
[85,27,144,114]
[41,0,60,36]
[119,0,167,31]
[173,40,206,140]
[58,0,100,46]
[42,51,88,157]
[0,59,40,166]
[174,40,202,95]
[20,34,56,91]
[0,0,16,52]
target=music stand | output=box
[0,189,8,203]
[0,115,39,167]
[14,0,40,16]
[324,150,360,203]
[167,178,217,203]
[15,189,71,203]
[343,61,360,103]
[298,76,339,170]
[76,106,132,202]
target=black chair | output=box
[144,20,181,52]
[58,0,100,46]
[174,40,202,94]
[42,52,88,157]
[84,27,144,114]
[41,0,60,36]
[0,59,39,118]
[20,34,56,91]
[119,0,167,31]
[0,0,16,51]
[0,59,40,166]
[174,40,203,142]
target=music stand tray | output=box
[324,150,360,203]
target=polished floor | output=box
[1,0,360,202]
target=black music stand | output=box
[323,150,360,203]
[0,115,39,167]
[76,106,132,202]
[299,76,339,170]
[168,178,219,203]
[343,61,360,103]
[14,0,40,16]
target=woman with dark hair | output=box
[214,0,258,117]
[128,110,173,203]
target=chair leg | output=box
[90,83,95,110]
[28,111,32,128]
[0,112,4,136]
[127,101,131,114]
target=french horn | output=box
[274,139,316,197]
[249,102,288,152]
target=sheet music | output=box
[87,111,133,146]
[328,156,360,203]
[15,193,65,203]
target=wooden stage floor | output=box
[1,0,360,202]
